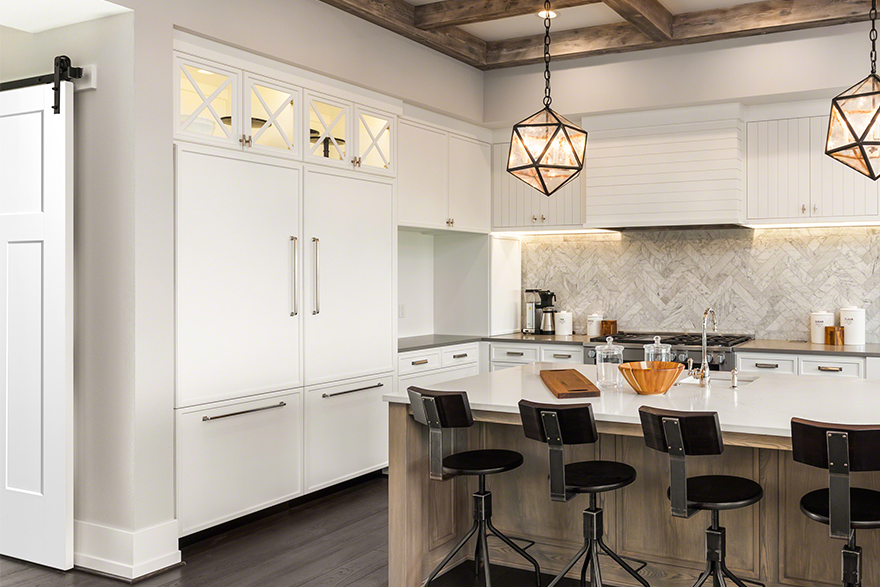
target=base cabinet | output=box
[176,390,304,537]
[737,352,866,379]
[304,374,392,493]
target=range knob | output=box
[706,354,714,364]
[677,353,688,362]
[715,354,725,365]
[588,350,596,358]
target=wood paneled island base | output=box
[386,364,880,587]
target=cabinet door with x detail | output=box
[355,106,394,176]
[243,73,302,159]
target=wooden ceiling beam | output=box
[601,0,673,40]
[316,0,488,67]
[414,0,601,30]
[486,0,870,68]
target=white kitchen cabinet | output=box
[243,72,302,159]
[737,351,866,379]
[397,343,482,395]
[491,343,540,363]
[540,346,585,363]
[398,363,480,394]
[868,357,880,380]
[175,54,242,150]
[176,389,304,536]
[489,342,584,370]
[398,119,491,232]
[746,116,880,224]
[398,348,442,375]
[175,143,302,408]
[441,343,479,367]
[492,143,584,231]
[735,352,797,375]
[305,374,392,492]
[303,168,395,385]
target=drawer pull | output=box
[202,401,286,422]
[412,359,429,366]
[506,351,524,357]
[453,353,468,359]
[553,354,572,359]
[755,363,779,369]
[322,382,384,399]
[818,366,844,372]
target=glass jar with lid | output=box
[643,336,673,363]
[595,336,624,388]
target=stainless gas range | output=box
[583,332,754,372]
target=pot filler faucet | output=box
[698,308,717,388]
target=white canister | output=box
[586,314,604,338]
[840,307,867,345]
[810,311,835,344]
[556,311,573,336]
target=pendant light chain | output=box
[872,0,877,74]
[543,0,552,107]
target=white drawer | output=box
[398,349,441,375]
[176,390,303,536]
[398,363,480,395]
[441,343,479,367]
[540,345,584,363]
[491,344,539,363]
[304,374,392,493]
[799,356,865,378]
[736,353,797,375]
[490,362,522,372]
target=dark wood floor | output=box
[0,476,579,587]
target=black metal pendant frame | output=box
[507,106,587,197]
[825,74,880,180]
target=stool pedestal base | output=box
[693,511,765,587]
[842,533,862,587]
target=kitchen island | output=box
[385,363,880,587]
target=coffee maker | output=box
[523,289,556,334]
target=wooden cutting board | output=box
[540,369,601,399]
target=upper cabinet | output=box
[492,142,584,231]
[175,51,397,175]
[398,119,491,233]
[747,116,880,224]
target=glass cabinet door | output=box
[175,55,240,148]
[356,108,394,175]
[306,93,350,166]
[244,74,301,159]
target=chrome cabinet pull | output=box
[312,237,320,315]
[755,363,778,369]
[553,354,572,359]
[507,351,524,357]
[291,236,299,316]
[452,353,468,359]
[412,359,429,365]
[818,366,844,372]
[322,382,384,398]
[202,401,286,422]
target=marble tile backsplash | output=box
[521,228,880,343]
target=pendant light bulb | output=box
[507,0,587,196]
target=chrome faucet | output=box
[699,308,717,387]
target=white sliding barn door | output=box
[0,82,74,569]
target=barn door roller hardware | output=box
[0,55,83,114]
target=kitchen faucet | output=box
[699,308,717,387]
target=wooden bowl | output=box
[618,361,684,395]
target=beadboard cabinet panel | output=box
[583,120,745,228]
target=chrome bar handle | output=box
[322,382,383,399]
[202,401,286,422]
[312,237,320,315]
[819,366,844,372]
[553,354,572,359]
[755,363,779,369]
[290,236,298,316]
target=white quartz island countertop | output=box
[384,362,880,439]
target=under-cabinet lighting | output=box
[745,221,880,229]
[490,228,616,236]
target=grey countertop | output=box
[398,334,483,353]
[737,339,880,358]
[485,332,594,345]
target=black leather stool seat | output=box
[564,460,637,493]
[666,475,764,510]
[800,487,880,529]
[442,449,524,476]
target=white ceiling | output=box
[407,0,762,42]
[0,0,130,33]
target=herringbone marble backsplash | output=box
[522,228,880,343]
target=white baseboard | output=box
[74,519,181,580]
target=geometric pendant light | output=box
[507,0,588,196]
[825,0,880,180]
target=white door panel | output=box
[303,169,394,384]
[176,145,302,407]
[0,82,74,569]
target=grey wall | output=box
[522,228,880,343]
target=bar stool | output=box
[407,387,541,587]
[639,406,764,587]
[518,399,651,587]
[791,418,880,587]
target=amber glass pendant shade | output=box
[507,106,588,196]
[825,73,880,180]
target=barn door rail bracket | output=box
[0,55,83,114]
